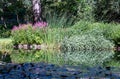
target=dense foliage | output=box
[61,34,114,51]
[72,21,120,45]
[0,0,119,29]
[0,0,120,67]
[94,0,120,22]
[11,23,47,44]
[61,34,114,66]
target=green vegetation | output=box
[0,0,120,67]
[61,34,114,66]
[11,24,43,44]
[61,34,114,51]
[11,50,65,65]
[104,59,120,67]
[1,20,119,66]
[0,38,12,53]
[9,21,120,66]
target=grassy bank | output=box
[0,38,13,53]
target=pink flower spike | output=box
[33,21,48,28]
[12,26,18,31]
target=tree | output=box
[32,0,42,24]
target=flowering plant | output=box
[12,23,32,31]
[11,22,47,44]
[12,22,48,31]
[33,22,48,28]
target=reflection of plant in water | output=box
[10,50,64,65]
[0,51,12,63]
[61,50,114,66]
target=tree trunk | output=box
[16,12,20,25]
[32,0,42,24]
[1,16,7,28]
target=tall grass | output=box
[46,13,75,28]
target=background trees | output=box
[0,0,120,29]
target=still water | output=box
[0,49,115,67]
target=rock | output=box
[18,44,23,49]
[41,43,48,50]
[23,44,28,50]
[37,45,41,50]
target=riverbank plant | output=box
[11,23,47,45]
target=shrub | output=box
[104,24,120,44]
[11,23,46,44]
[72,21,108,34]
[72,21,120,44]
[60,34,114,66]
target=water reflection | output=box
[9,49,114,67]
[0,52,12,63]
[11,49,65,65]
[61,50,114,66]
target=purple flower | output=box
[33,21,48,28]
[12,26,18,31]
[12,23,33,31]
[12,22,47,31]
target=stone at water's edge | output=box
[13,44,50,50]
[14,44,42,50]
[0,62,120,79]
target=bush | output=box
[60,34,114,66]
[72,21,107,33]
[11,24,45,44]
[72,21,120,44]
[104,24,120,44]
